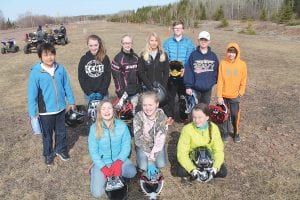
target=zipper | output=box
[152,55,156,83]
[40,64,60,111]
[108,128,113,163]
[51,75,60,111]
[176,41,179,61]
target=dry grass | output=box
[0,20,299,200]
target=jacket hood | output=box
[225,42,240,61]
[85,51,95,57]
[32,61,58,72]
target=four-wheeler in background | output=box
[1,39,20,54]
[53,25,68,45]
[23,32,52,54]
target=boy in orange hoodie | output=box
[217,43,247,143]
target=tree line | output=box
[108,0,300,27]
[0,10,107,30]
[1,0,299,30]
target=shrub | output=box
[217,18,229,28]
[239,22,256,35]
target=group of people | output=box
[27,19,247,198]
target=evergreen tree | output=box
[213,5,225,21]
[294,0,300,17]
[201,6,207,20]
[279,1,293,22]
[260,7,267,21]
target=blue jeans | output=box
[135,146,167,171]
[84,94,109,105]
[90,159,136,198]
[39,110,67,158]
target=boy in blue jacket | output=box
[163,20,195,122]
[184,31,219,105]
[27,43,75,166]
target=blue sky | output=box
[1,0,179,21]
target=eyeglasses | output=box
[173,27,183,30]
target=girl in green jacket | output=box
[177,103,227,182]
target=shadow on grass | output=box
[66,104,90,151]
[167,131,181,177]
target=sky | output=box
[1,0,179,21]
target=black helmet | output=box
[105,176,128,200]
[65,106,85,127]
[169,61,184,78]
[189,147,213,169]
[152,82,167,106]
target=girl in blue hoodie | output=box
[88,100,136,198]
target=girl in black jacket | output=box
[139,32,169,91]
[138,32,173,124]
[78,35,111,103]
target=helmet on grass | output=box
[140,171,164,200]
[65,106,85,127]
[105,176,128,200]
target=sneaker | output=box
[45,156,54,166]
[222,134,229,142]
[56,152,70,161]
[234,134,241,143]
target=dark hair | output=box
[192,103,212,144]
[192,103,210,116]
[227,47,237,54]
[87,34,106,63]
[37,43,56,58]
[172,19,184,29]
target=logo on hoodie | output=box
[85,60,104,77]
[193,60,215,74]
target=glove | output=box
[101,166,112,179]
[190,169,200,180]
[110,160,123,177]
[147,163,158,179]
[205,167,217,182]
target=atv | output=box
[23,32,48,54]
[1,39,20,54]
[53,28,68,45]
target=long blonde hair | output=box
[143,32,166,62]
[95,100,115,139]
